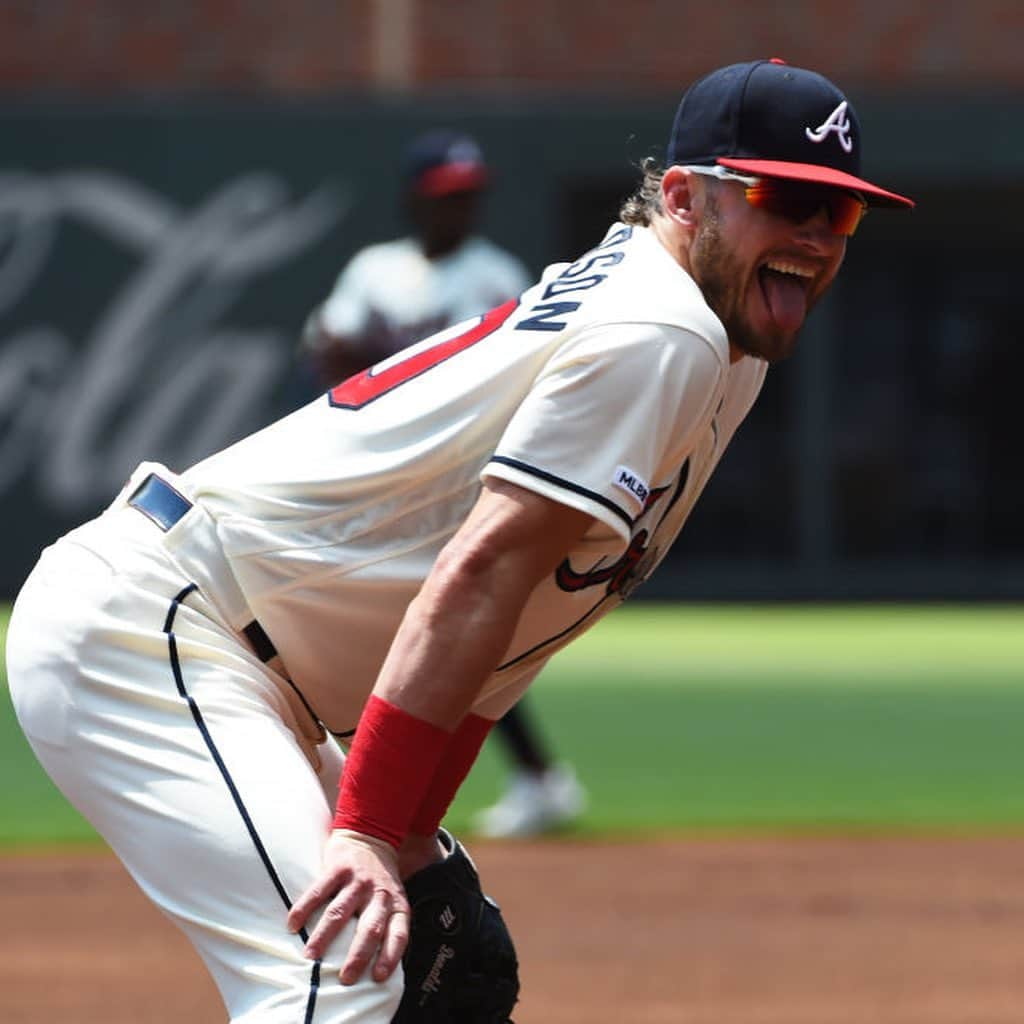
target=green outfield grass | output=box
[2,603,1023,847]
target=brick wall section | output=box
[0,1,376,92]
[1,0,1021,94]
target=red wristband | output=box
[409,713,496,837]
[333,694,450,848]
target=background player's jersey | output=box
[183,224,766,733]
[317,235,531,355]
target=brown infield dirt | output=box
[4,835,1024,1024]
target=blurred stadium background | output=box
[0,1,1022,602]
[1,2,1023,846]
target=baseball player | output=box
[301,129,587,839]
[6,59,912,1024]
[300,130,532,388]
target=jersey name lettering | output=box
[517,234,630,332]
[540,251,626,301]
[596,225,633,249]
[542,275,605,299]
[514,301,581,332]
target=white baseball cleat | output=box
[472,764,586,839]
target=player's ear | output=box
[660,166,698,230]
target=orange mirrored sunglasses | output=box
[742,178,868,237]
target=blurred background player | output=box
[299,129,586,838]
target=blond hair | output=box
[618,157,665,226]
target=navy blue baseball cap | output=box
[667,58,913,208]
[404,130,490,197]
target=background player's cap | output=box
[666,59,914,208]
[404,130,490,197]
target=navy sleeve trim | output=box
[488,455,633,529]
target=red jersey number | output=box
[328,299,518,410]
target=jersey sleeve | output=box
[483,322,725,543]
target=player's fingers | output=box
[286,877,339,935]
[300,884,366,961]
[338,890,403,985]
[372,907,411,982]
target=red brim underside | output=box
[718,158,914,208]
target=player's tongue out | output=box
[759,266,808,333]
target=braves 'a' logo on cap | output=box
[805,100,853,154]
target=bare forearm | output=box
[289,482,592,973]
[372,480,593,727]
[371,559,527,728]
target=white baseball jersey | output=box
[7,220,766,1023]
[183,222,766,734]
[314,235,531,357]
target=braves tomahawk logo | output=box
[556,529,651,596]
[805,100,853,154]
[555,485,671,597]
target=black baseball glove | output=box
[392,829,519,1023]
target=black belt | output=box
[127,473,279,665]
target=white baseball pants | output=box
[6,502,404,1023]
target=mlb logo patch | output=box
[612,465,649,506]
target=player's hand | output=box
[287,829,411,984]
